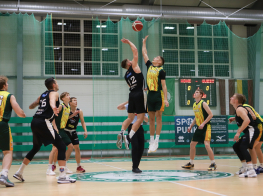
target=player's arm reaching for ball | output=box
[121,38,139,72]
[198,102,213,129]
[79,109,88,139]
[142,35,149,63]
[187,118,196,133]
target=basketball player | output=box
[46,92,74,175]
[13,77,76,183]
[230,93,259,177]
[229,103,263,174]
[182,89,217,171]
[0,76,26,187]
[64,97,87,173]
[116,38,146,149]
[117,101,148,173]
[142,35,169,153]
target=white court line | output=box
[169,181,227,196]
[93,162,127,171]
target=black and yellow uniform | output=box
[192,100,211,143]
[55,103,71,146]
[243,104,263,142]
[0,90,13,151]
[146,60,166,112]
[64,108,80,145]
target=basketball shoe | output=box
[150,140,159,153]
[76,166,85,173]
[13,173,25,182]
[236,167,246,175]
[0,175,14,187]
[123,135,130,150]
[182,162,194,169]
[208,163,217,171]
[46,169,56,176]
[239,168,257,178]
[116,132,123,149]
[57,176,76,184]
[65,167,73,174]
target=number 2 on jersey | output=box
[0,95,3,106]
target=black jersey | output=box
[65,108,80,131]
[33,90,60,122]
[124,66,145,92]
[235,105,256,133]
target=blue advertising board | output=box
[175,116,229,145]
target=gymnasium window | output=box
[44,18,119,77]
[162,23,230,78]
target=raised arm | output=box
[49,91,59,116]
[79,109,88,139]
[117,101,129,110]
[10,95,26,118]
[29,96,40,109]
[121,38,138,70]
[142,35,149,63]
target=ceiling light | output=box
[165,27,175,29]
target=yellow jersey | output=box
[0,90,12,122]
[193,100,210,126]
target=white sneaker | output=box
[123,135,130,150]
[236,167,246,175]
[57,176,76,184]
[151,140,159,153]
[239,168,257,178]
[65,167,73,174]
[13,173,25,182]
[148,142,154,153]
[46,169,56,176]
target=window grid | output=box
[45,18,119,77]
[162,23,230,78]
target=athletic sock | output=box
[260,163,263,167]
[242,162,247,168]
[1,169,8,177]
[253,164,257,169]
[52,162,56,165]
[247,163,253,170]
[77,163,81,167]
[17,163,26,175]
[155,135,160,142]
[59,166,66,178]
[48,164,53,170]
[150,136,154,143]
[190,159,194,164]
[120,129,125,134]
[211,160,215,164]
[129,130,135,139]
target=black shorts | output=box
[128,91,146,114]
[242,126,260,149]
[31,118,62,147]
[65,130,79,145]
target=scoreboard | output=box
[179,78,217,107]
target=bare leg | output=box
[2,151,13,170]
[204,141,214,160]
[148,111,155,136]
[155,110,162,135]
[74,145,81,164]
[130,113,144,132]
[48,146,57,164]
[255,142,263,164]
[121,113,135,131]
[190,141,198,160]
[66,143,74,161]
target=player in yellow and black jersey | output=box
[142,35,169,154]
[182,89,216,171]
[47,92,74,176]
[229,103,263,174]
[0,76,26,187]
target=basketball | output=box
[132,21,143,32]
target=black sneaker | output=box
[0,175,14,187]
[208,163,217,171]
[132,168,142,173]
[182,162,194,169]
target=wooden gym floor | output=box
[0,156,262,196]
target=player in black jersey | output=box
[230,93,259,178]
[64,97,87,173]
[13,77,76,184]
[116,38,146,150]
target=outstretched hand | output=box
[121,38,130,44]
[143,35,149,43]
